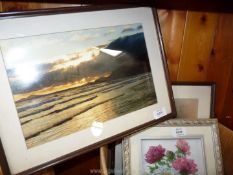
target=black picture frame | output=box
[172,82,216,119]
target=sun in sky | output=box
[14,64,39,86]
[0,23,143,87]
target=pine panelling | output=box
[0,1,76,11]
[219,123,233,175]
[208,59,233,118]
[1,1,41,11]
[219,12,233,128]
[207,13,233,121]
[221,67,233,129]
[38,3,78,9]
[158,10,187,80]
[0,1,2,12]
[177,12,218,81]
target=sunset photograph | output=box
[0,23,157,148]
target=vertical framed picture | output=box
[0,6,175,175]
[123,119,223,175]
[172,82,216,119]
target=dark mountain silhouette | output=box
[9,32,152,94]
[105,32,152,79]
[107,32,149,61]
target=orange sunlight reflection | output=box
[14,72,111,102]
[51,48,100,71]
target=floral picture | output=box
[141,138,206,175]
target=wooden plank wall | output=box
[159,10,233,129]
[0,1,233,175]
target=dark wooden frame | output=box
[172,82,216,118]
[0,5,176,175]
[1,0,233,13]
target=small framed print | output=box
[123,119,223,175]
[172,82,216,119]
[0,6,175,175]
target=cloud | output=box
[27,39,61,51]
[104,29,116,36]
[2,33,62,51]
[69,33,101,42]
[121,27,135,33]
[137,25,143,31]
[121,24,143,34]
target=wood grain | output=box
[216,14,233,128]
[220,55,233,129]
[207,58,233,118]
[158,10,187,80]
[1,1,39,11]
[35,3,78,9]
[207,13,233,121]
[0,1,77,11]
[0,1,2,12]
[1,0,232,13]
[177,11,218,81]
[100,146,108,175]
[219,123,233,175]
[221,69,233,129]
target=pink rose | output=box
[176,139,190,154]
[172,157,198,174]
[145,145,165,164]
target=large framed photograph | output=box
[123,119,223,175]
[0,6,175,175]
[172,82,215,119]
